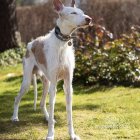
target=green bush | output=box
[74,25,140,86]
[0,44,26,67]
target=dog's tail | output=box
[33,74,37,111]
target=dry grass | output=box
[16,0,140,43]
[81,0,140,38]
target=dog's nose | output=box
[85,17,92,24]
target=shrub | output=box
[74,25,140,86]
[0,44,26,67]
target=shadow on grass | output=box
[74,84,113,95]
[0,74,110,136]
[0,89,66,135]
[54,102,101,113]
[51,81,113,95]
[4,74,113,95]
[0,120,28,134]
[0,88,101,135]
[4,75,22,82]
[0,90,39,134]
[0,91,29,134]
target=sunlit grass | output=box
[0,64,140,139]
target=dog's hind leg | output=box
[33,73,37,111]
[11,57,34,121]
[40,75,50,121]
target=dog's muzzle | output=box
[85,17,93,26]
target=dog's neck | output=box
[54,18,77,42]
[56,18,75,36]
[55,26,71,41]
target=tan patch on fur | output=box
[25,50,30,58]
[31,40,47,67]
[57,67,71,81]
[57,68,65,80]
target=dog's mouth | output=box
[78,21,93,28]
[89,21,94,26]
[85,17,93,26]
[86,21,93,26]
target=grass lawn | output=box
[0,64,140,140]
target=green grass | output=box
[0,64,140,140]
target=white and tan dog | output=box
[12,0,92,139]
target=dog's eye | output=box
[71,12,77,15]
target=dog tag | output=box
[68,41,72,46]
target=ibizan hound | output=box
[12,0,92,139]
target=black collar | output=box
[55,26,71,41]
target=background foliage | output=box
[0,45,25,67]
[0,0,140,86]
[74,25,140,86]
[0,25,140,86]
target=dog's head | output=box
[53,0,92,31]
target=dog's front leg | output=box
[64,77,81,140]
[46,82,57,140]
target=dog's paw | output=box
[46,136,54,140]
[70,134,81,140]
[11,116,19,122]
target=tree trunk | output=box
[0,0,18,52]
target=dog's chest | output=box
[47,43,74,78]
[56,45,71,69]
[57,56,71,80]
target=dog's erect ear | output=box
[53,0,64,12]
[71,0,76,7]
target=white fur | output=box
[12,1,92,140]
